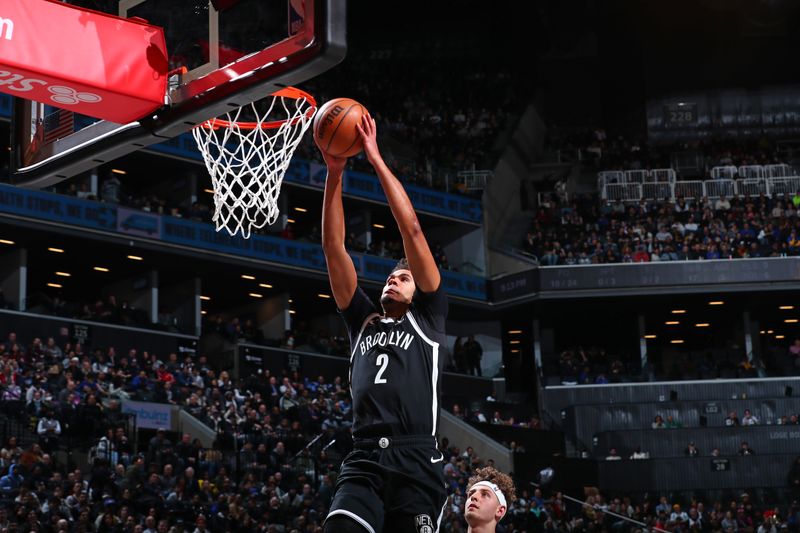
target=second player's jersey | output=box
[341,284,448,438]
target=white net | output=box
[192,88,317,239]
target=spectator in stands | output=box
[722,510,738,531]
[739,441,756,456]
[742,409,760,426]
[715,195,732,211]
[37,409,62,453]
[665,415,682,429]
[471,408,488,423]
[652,415,666,429]
[605,448,622,461]
[726,411,741,426]
[684,441,700,457]
[671,504,689,526]
[453,337,466,373]
[100,174,121,203]
[464,335,484,377]
[629,446,649,459]
[711,447,721,457]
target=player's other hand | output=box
[320,150,347,175]
[356,113,381,164]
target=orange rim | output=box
[199,87,317,131]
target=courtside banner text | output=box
[0,184,488,301]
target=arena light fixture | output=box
[665,321,680,325]
[48,247,64,253]
[644,334,657,339]
[318,293,331,299]
[259,283,273,289]
[127,255,143,261]
[241,274,255,280]
[671,310,686,314]
[670,339,685,344]
[768,330,774,334]
[294,207,307,213]
[55,272,71,277]
[785,319,798,323]
[93,266,109,272]
[289,310,296,315]
[203,188,214,194]
[695,323,710,328]
[287,218,296,223]
[509,340,521,345]
[510,349,520,354]
[708,301,724,305]
[111,168,127,175]
[780,306,794,310]
[249,293,263,298]
[0,239,14,245]
[200,296,211,301]
[776,335,786,339]
[288,299,293,303]
[373,223,385,229]
[47,283,62,288]
[508,330,522,334]
[760,330,766,334]
[201,310,207,315]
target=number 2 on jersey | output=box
[374,353,389,384]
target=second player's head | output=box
[380,258,415,315]
[465,467,516,530]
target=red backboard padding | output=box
[0,0,168,124]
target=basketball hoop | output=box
[192,87,317,238]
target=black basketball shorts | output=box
[326,435,448,533]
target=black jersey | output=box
[341,283,448,438]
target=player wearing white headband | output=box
[464,467,516,532]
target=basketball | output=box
[313,97,367,158]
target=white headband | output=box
[470,481,507,510]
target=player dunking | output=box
[319,112,448,533]
[464,467,516,533]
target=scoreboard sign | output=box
[663,103,697,126]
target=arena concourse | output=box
[1,0,800,532]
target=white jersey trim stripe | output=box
[351,313,381,359]
[406,312,440,436]
[350,312,380,386]
[435,498,448,533]
[406,312,436,347]
[326,509,376,533]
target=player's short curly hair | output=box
[468,466,516,504]
[390,257,410,274]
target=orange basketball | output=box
[313,97,367,158]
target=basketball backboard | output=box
[10,0,345,188]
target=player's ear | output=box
[495,505,506,521]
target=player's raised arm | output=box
[320,151,358,310]
[356,113,441,293]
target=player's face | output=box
[465,486,505,527]
[380,269,415,306]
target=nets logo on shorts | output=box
[414,514,433,533]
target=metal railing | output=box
[602,176,800,202]
[453,169,493,192]
[598,169,675,188]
